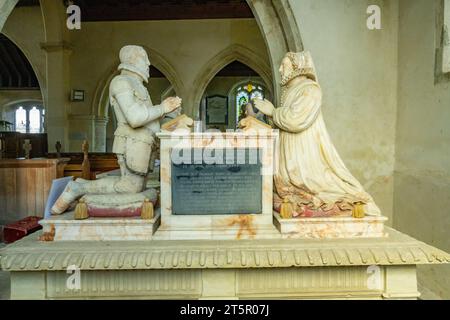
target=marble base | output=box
[157,131,278,241]
[153,220,281,240]
[273,212,388,239]
[1,228,449,299]
[39,211,161,241]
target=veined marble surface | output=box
[157,131,278,240]
[274,212,388,239]
[40,211,161,241]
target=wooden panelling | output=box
[48,153,119,180]
[0,158,69,224]
[0,132,48,159]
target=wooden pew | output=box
[47,141,120,180]
[0,157,70,224]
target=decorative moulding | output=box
[1,227,449,272]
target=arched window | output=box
[12,104,45,133]
[15,106,27,133]
[235,82,265,124]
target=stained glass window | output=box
[235,82,265,125]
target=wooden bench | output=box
[47,141,120,180]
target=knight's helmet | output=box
[118,45,151,83]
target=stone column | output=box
[94,117,108,152]
[382,266,420,299]
[68,115,95,152]
[0,0,18,32]
[40,0,72,152]
[42,43,72,152]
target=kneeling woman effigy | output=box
[254,51,381,218]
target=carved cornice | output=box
[0,228,449,272]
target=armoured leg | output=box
[51,155,146,215]
[51,176,120,215]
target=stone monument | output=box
[254,51,387,238]
[39,45,189,240]
[155,127,278,240]
[1,49,448,300]
[50,45,182,217]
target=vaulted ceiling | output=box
[16,0,254,21]
[0,34,39,89]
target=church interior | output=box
[0,0,449,300]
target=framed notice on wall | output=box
[206,95,228,125]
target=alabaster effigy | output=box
[2,48,448,301]
[49,45,183,218]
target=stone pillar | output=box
[443,2,450,73]
[42,43,72,152]
[383,266,420,299]
[10,272,46,300]
[0,0,18,32]
[200,269,237,299]
[68,115,95,152]
[94,117,108,152]
[40,0,72,152]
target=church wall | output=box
[287,0,399,224]
[147,78,172,106]
[395,0,450,299]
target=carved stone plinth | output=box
[273,212,388,239]
[1,228,449,299]
[156,131,278,240]
[39,211,161,241]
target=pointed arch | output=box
[246,0,304,103]
[190,44,272,118]
[0,33,44,96]
[0,0,19,31]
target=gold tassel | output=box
[280,198,294,219]
[352,201,366,218]
[141,198,154,220]
[74,199,89,220]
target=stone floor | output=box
[0,243,10,300]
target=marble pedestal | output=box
[274,213,388,239]
[40,211,161,241]
[156,131,278,240]
[0,228,449,299]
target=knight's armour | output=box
[50,45,168,215]
[110,75,164,176]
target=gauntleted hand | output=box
[254,98,275,117]
[162,96,182,114]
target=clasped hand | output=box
[254,98,275,117]
[162,96,182,114]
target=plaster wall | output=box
[395,0,450,299]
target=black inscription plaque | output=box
[171,148,262,215]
